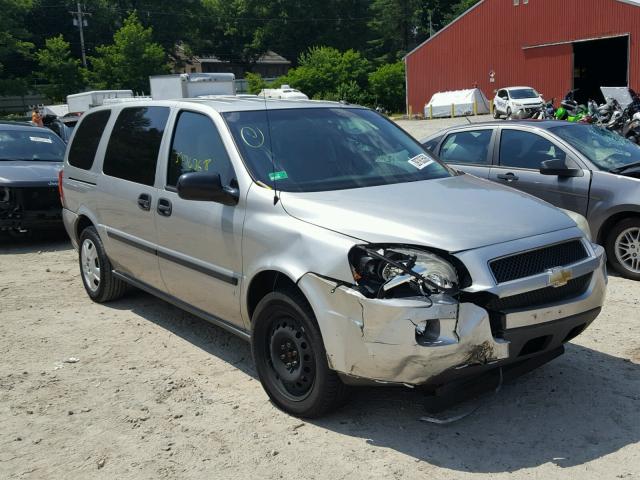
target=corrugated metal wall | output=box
[406,0,640,114]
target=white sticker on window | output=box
[408,153,433,170]
[29,136,53,144]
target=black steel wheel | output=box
[267,315,316,401]
[251,289,348,417]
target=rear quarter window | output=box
[103,106,170,186]
[68,110,111,170]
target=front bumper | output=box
[0,185,62,231]
[298,242,606,386]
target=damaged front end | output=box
[0,185,62,232]
[298,244,509,386]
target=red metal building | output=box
[405,0,640,114]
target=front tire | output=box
[605,218,640,280]
[493,104,500,119]
[251,289,347,418]
[79,226,128,302]
[506,107,512,120]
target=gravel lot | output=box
[1,116,639,479]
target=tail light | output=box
[58,169,64,206]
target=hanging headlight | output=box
[349,245,459,298]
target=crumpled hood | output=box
[0,161,62,187]
[280,174,576,252]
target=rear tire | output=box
[251,289,348,418]
[605,217,640,281]
[79,226,128,302]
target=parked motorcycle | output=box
[531,98,556,120]
[555,90,588,122]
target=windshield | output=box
[550,124,640,171]
[222,107,451,192]
[510,89,538,100]
[0,129,66,161]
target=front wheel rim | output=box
[265,314,316,402]
[615,227,640,274]
[81,239,101,292]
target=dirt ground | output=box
[0,117,639,479]
[0,231,638,480]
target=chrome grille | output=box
[490,240,588,283]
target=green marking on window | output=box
[268,170,288,181]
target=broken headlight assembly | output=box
[349,245,459,299]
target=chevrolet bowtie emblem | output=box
[547,267,573,288]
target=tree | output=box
[445,0,481,23]
[367,0,465,62]
[35,35,83,102]
[282,47,371,100]
[0,0,34,95]
[86,12,168,94]
[369,61,405,112]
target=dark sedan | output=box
[0,122,66,234]
[422,120,640,280]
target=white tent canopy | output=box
[424,88,490,118]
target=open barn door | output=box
[573,36,628,104]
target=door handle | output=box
[157,198,172,217]
[497,172,519,182]
[137,193,151,211]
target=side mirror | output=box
[540,159,582,177]
[177,172,239,206]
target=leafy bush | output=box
[281,47,371,101]
[368,61,406,113]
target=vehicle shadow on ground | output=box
[113,290,639,474]
[0,229,71,254]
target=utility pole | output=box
[70,2,90,68]
[429,10,433,37]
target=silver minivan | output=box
[61,98,606,417]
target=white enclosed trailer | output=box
[149,73,236,100]
[67,90,134,113]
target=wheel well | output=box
[246,270,301,321]
[76,215,94,241]
[597,212,640,245]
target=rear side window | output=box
[103,106,170,185]
[167,111,235,187]
[68,110,111,169]
[439,130,493,165]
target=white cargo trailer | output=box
[149,73,236,100]
[67,90,134,113]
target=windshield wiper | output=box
[610,161,640,174]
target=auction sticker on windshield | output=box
[408,153,433,170]
[29,136,53,143]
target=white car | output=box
[493,86,544,119]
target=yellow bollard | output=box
[409,104,413,117]
[429,104,433,120]
[451,103,455,118]
[473,100,478,116]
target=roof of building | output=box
[194,50,291,65]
